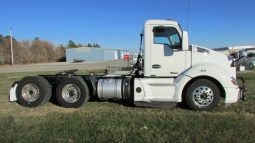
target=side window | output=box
[153,26,181,49]
[169,33,180,46]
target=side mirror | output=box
[182,31,189,51]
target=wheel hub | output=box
[62,84,81,103]
[200,93,208,99]
[69,90,75,97]
[192,86,214,107]
[21,84,40,102]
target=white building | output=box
[66,47,129,63]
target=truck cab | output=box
[134,20,241,110]
[143,20,190,77]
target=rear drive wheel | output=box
[55,76,90,108]
[185,79,220,111]
[16,76,52,107]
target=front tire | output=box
[55,76,90,108]
[16,76,52,107]
[185,79,220,111]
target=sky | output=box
[1,0,255,51]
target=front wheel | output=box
[55,76,90,108]
[184,79,220,111]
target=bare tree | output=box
[16,40,33,64]
[0,36,18,64]
[55,45,66,62]
[30,40,48,63]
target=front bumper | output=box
[225,88,240,104]
[225,77,246,104]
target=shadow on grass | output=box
[89,97,135,107]
[49,92,136,108]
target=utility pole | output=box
[10,28,14,66]
[187,0,190,32]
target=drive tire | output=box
[185,79,220,111]
[55,76,90,108]
[16,76,52,107]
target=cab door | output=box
[150,25,187,77]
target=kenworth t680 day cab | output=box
[9,19,245,111]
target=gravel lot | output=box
[0,61,113,73]
[0,60,131,74]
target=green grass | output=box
[0,71,255,143]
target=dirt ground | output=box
[0,61,116,73]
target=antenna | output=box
[187,0,190,32]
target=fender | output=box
[174,63,238,103]
[180,63,240,104]
[182,63,237,88]
[174,75,192,102]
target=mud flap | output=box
[9,82,18,102]
[237,77,246,101]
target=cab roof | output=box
[145,19,179,25]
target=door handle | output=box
[152,64,161,69]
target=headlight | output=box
[230,76,237,85]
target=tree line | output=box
[67,40,101,48]
[0,34,101,65]
[0,35,66,64]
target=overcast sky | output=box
[1,0,255,51]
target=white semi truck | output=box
[9,19,245,111]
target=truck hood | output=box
[190,44,233,69]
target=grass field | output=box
[0,71,255,143]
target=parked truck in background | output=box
[9,19,245,111]
[234,48,255,69]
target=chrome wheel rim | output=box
[62,84,81,103]
[192,86,214,107]
[21,84,40,102]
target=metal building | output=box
[66,47,129,62]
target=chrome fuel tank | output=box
[97,79,122,99]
